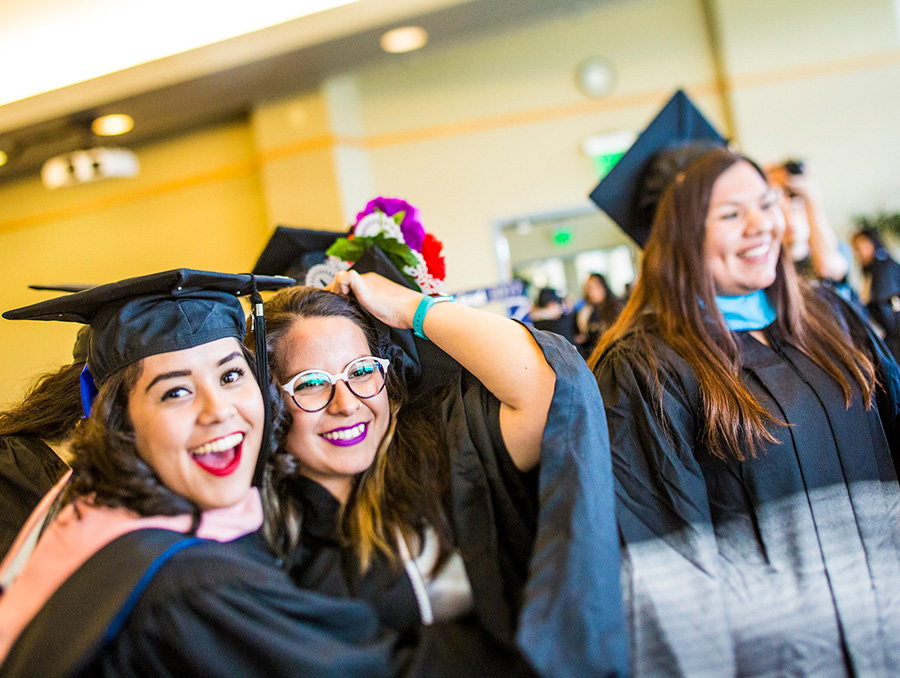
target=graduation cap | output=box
[342,246,460,398]
[589,89,727,247]
[7,269,292,384]
[28,284,94,293]
[251,226,343,282]
[5,269,295,484]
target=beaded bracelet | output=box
[412,294,454,341]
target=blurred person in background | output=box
[852,227,900,361]
[575,273,621,359]
[530,287,577,346]
[767,159,850,286]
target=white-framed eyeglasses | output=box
[281,356,390,412]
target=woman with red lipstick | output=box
[0,269,436,678]
[255,268,626,678]
[590,145,900,677]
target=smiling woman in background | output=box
[591,143,900,677]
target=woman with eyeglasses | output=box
[250,271,626,678]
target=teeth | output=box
[741,243,770,258]
[191,432,243,456]
[322,423,365,441]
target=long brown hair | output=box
[250,286,451,572]
[0,361,85,443]
[590,148,875,461]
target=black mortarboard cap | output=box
[28,284,94,293]
[5,269,294,385]
[589,89,726,247]
[251,226,343,281]
[348,247,460,397]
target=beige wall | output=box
[1,0,898,406]
[716,0,900,232]
[0,121,270,405]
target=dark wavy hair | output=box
[0,361,85,443]
[248,286,452,573]
[61,342,278,524]
[590,148,875,461]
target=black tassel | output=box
[250,278,271,487]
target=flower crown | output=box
[305,197,447,294]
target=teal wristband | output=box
[412,295,454,341]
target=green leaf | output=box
[326,234,423,290]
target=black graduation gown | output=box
[595,299,900,677]
[1,529,401,678]
[0,436,67,559]
[286,327,628,678]
[288,475,422,638]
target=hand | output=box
[766,162,818,201]
[327,270,423,330]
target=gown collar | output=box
[715,289,776,332]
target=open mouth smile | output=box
[190,432,243,476]
[739,242,772,260]
[320,423,367,447]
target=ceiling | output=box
[0,0,600,186]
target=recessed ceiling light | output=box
[380,26,428,54]
[92,114,135,136]
[0,151,7,167]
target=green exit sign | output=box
[552,228,572,248]
[582,131,636,179]
[592,151,625,178]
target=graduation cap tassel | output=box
[250,278,272,487]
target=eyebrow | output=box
[218,351,243,367]
[145,370,190,392]
[144,351,244,392]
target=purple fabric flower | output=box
[356,197,425,252]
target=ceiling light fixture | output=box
[380,26,428,54]
[91,114,135,136]
[0,151,7,167]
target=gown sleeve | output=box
[445,325,627,678]
[594,342,736,678]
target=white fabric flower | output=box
[353,211,404,244]
[305,256,349,288]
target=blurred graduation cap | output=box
[251,226,343,281]
[346,246,460,398]
[6,269,295,483]
[589,89,727,247]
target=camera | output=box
[783,159,805,175]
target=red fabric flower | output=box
[421,233,446,280]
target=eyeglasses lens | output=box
[293,358,386,412]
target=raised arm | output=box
[329,270,555,471]
[769,162,849,282]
